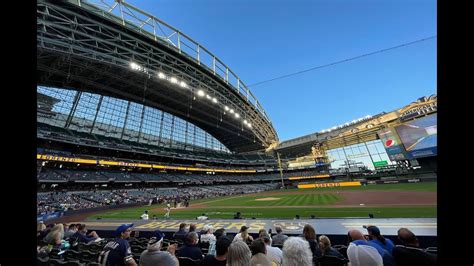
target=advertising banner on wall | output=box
[377,128,412,161]
[395,113,437,159]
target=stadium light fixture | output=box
[247,123,252,128]
[235,113,240,118]
[206,94,211,100]
[180,81,187,88]
[170,77,178,84]
[197,90,205,97]
[243,119,248,124]
[212,97,218,103]
[130,62,138,69]
[224,106,230,111]
[229,109,234,114]
[158,72,166,79]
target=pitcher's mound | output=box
[255,197,280,201]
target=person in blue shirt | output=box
[348,230,395,266]
[364,225,395,254]
[99,223,137,266]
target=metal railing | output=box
[68,0,272,124]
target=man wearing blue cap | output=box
[140,230,178,266]
[98,223,137,266]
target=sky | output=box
[120,0,437,141]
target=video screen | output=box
[395,113,437,157]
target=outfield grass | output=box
[199,193,342,207]
[88,182,437,220]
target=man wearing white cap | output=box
[200,224,217,255]
[140,229,178,266]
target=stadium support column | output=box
[276,152,285,188]
[65,91,81,129]
[90,95,103,134]
[363,140,376,168]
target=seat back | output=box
[37,256,50,266]
[317,255,348,266]
[333,245,348,259]
[64,249,81,262]
[425,246,437,254]
[177,256,202,266]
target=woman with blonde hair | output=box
[232,226,254,244]
[318,235,345,259]
[43,223,64,246]
[227,240,251,266]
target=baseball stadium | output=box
[37,0,437,265]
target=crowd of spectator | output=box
[37,168,328,183]
[37,221,437,265]
[37,183,279,215]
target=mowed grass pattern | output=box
[88,182,437,220]
[201,193,342,207]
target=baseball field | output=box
[89,182,437,220]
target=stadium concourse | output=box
[36,0,437,265]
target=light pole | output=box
[276,152,285,188]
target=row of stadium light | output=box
[320,115,372,133]
[130,62,252,129]
[198,89,252,128]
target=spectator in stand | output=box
[140,229,178,266]
[258,229,272,246]
[281,237,313,266]
[272,226,288,246]
[201,236,231,266]
[201,224,217,255]
[318,235,345,259]
[173,223,187,241]
[214,228,227,240]
[99,223,137,266]
[189,223,200,240]
[43,223,65,246]
[64,224,78,239]
[250,239,273,266]
[140,210,149,220]
[392,228,437,266]
[233,226,254,244]
[227,240,251,266]
[72,224,100,244]
[302,224,322,259]
[176,232,203,260]
[262,235,282,266]
[347,230,394,266]
[364,225,395,254]
[37,221,46,238]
